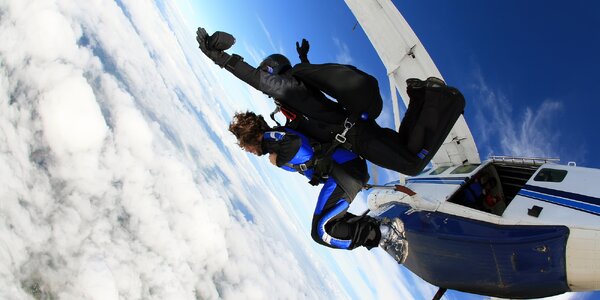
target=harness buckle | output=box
[335,133,347,144]
[344,119,354,129]
[334,118,354,144]
[299,164,308,172]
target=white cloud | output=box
[0,0,346,299]
[471,69,564,160]
[39,75,109,157]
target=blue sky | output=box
[186,0,600,170]
[178,0,600,299]
[397,1,600,169]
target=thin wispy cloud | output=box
[470,68,565,160]
[256,15,284,55]
[333,37,354,65]
[243,41,268,67]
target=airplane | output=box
[343,0,600,299]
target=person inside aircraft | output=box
[228,111,408,263]
[462,172,506,215]
[481,176,506,215]
[197,27,466,176]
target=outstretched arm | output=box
[196,27,262,89]
[197,27,304,99]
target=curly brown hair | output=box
[229,111,271,149]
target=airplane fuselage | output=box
[368,158,600,298]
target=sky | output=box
[185,0,600,170]
[0,0,598,300]
[399,1,600,169]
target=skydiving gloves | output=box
[196,27,241,69]
[207,30,236,51]
[296,38,310,63]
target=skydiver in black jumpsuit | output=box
[197,28,465,176]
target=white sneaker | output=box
[379,218,409,264]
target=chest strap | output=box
[284,157,316,173]
[284,156,333,186]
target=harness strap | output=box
[323,118,354,158]
[270,104,355,186]
[304,118,354,186]
[284,158,316,173]
[284,153,333,185]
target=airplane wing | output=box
[344,0,480,167]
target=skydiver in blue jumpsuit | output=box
[229,111,408,261]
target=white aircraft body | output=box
[344,0,600,298]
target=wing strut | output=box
[344,0,481,167]
[432,287,447,300]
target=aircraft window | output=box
[430,166,451,175]
[450,164,480,174]
[534,168,568,182]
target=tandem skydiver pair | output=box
[197,27,465,259]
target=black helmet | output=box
[259,54,291,75]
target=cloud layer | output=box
[0,0,348,299]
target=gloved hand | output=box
[296,38,310,63]
[208,31,236,51]
[196,27,231,67]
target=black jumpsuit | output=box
[225,58,434,176]
[262,128,380,250]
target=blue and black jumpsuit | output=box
[262,128,381,250]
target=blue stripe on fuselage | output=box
[523,185,600,206]
[519,186,600,216]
